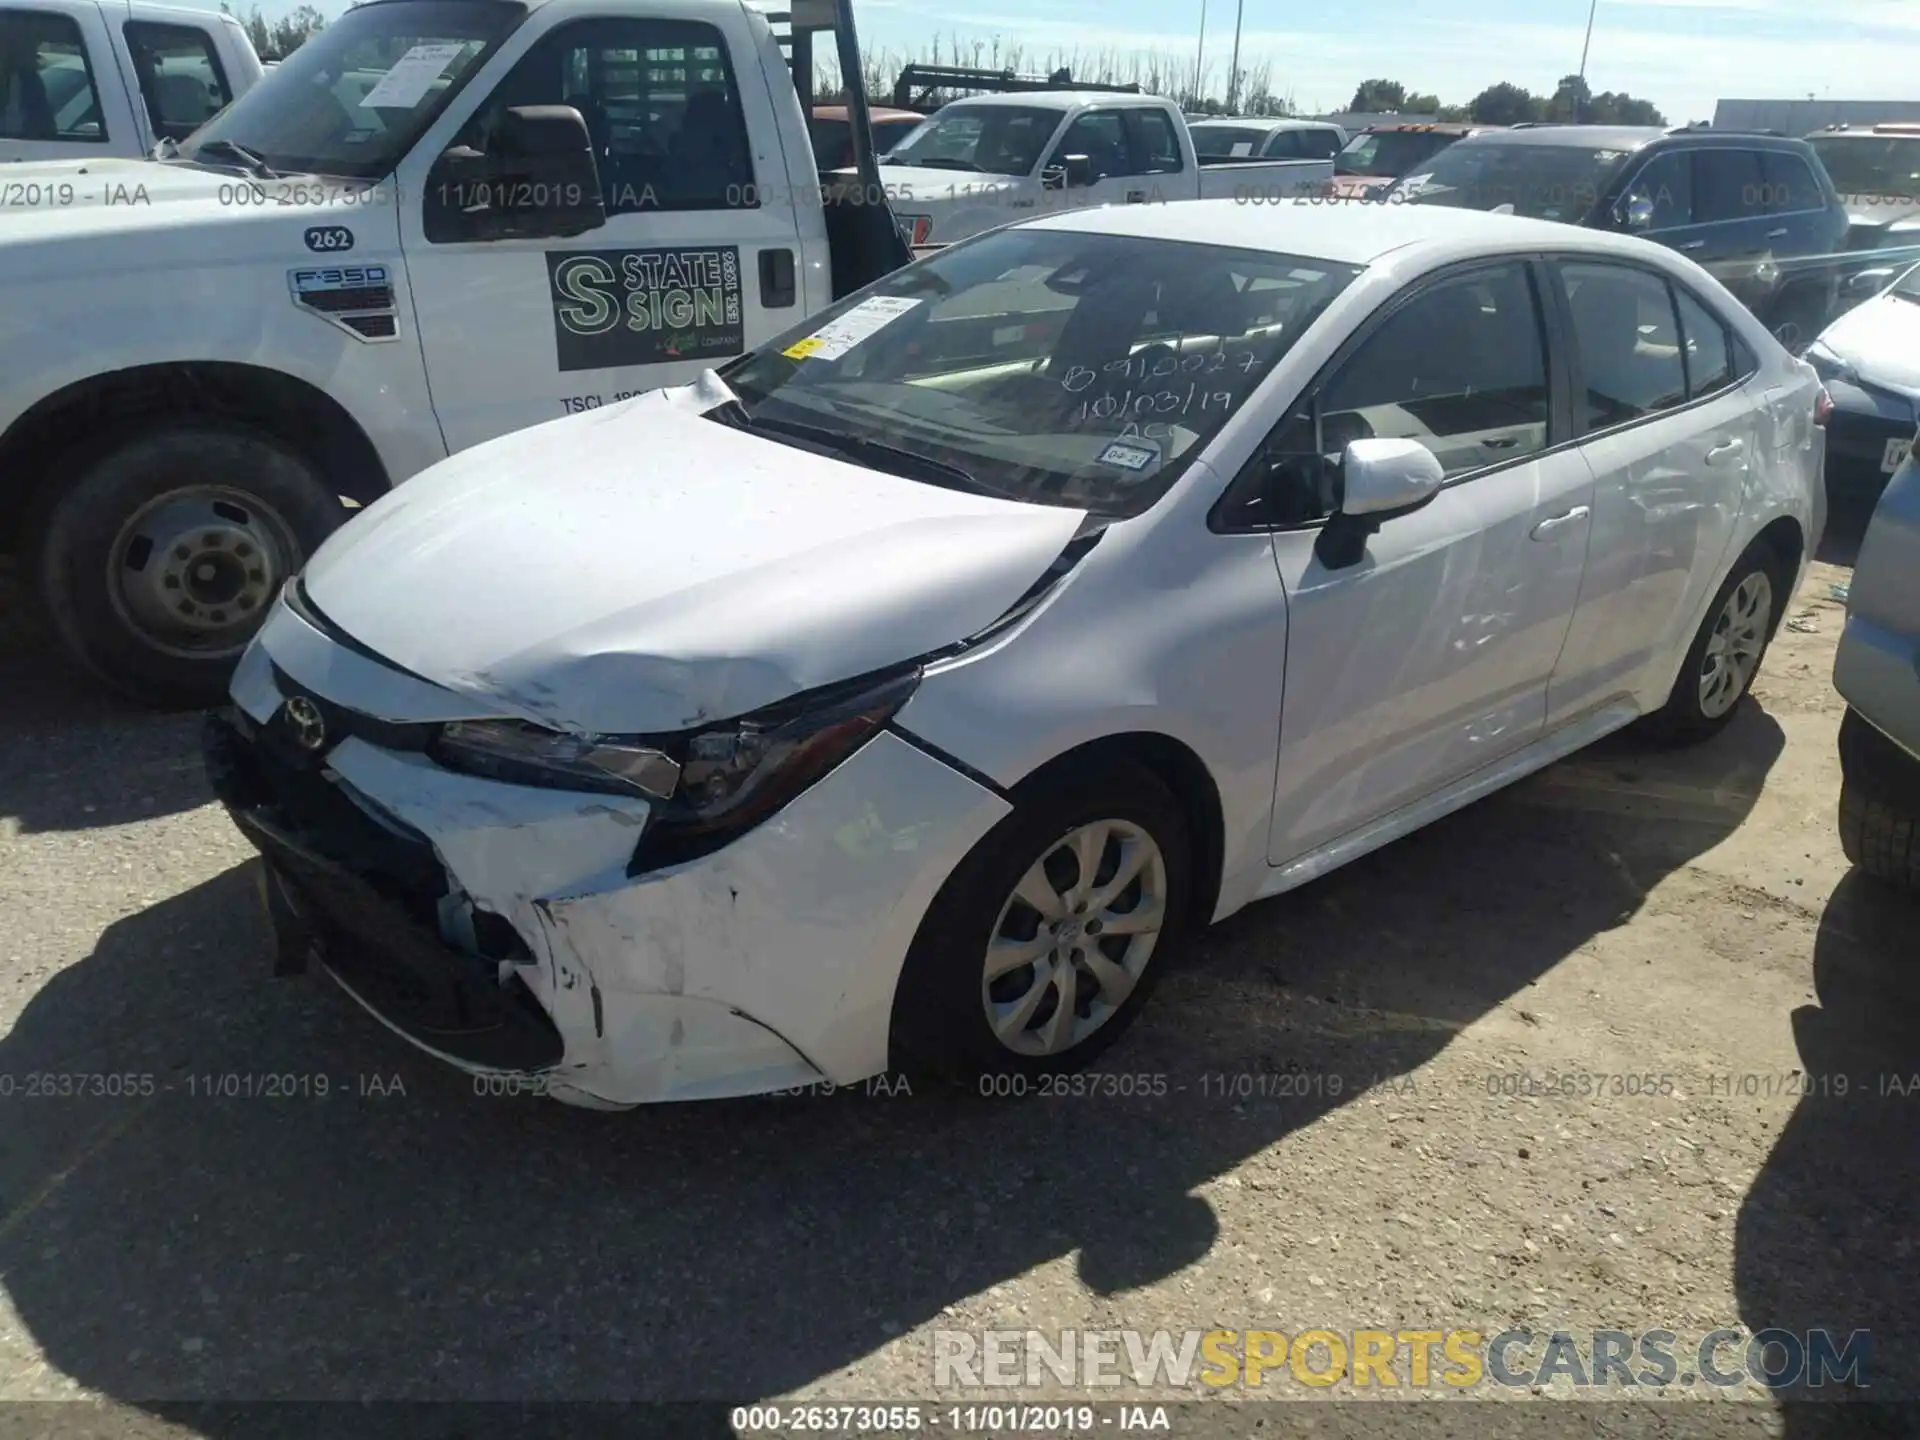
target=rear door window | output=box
[1674,286,1734,397]
[1558,261,1688,428]
[1761,150,1822,214]
[1125,107,1183,174]
[1693,147,1766,225]
[0,8,105,141]
[124,21,232,142]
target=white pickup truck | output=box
[1,0,262,162]
[0,0,930,707]
[869,91,1335,249]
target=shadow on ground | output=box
[1736,869,1920,1432]
[0,564,209,834]
[0,699,1805,1435]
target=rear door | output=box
[0,1,143,160]
[1542,258,1757,726]
[1253,258,1597,864]
[398,0,805,452]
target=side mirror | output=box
[425,104,607,244]
[1061,153,1093,188]
[1618,192,1655,232]
[1340,437,1445,517]
[1315,437,1444,570]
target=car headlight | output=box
[430,721,682,800]
[428,664,922,871]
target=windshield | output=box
[1335,130,1457,178]
[715,228,1361,519]
[178,0,523,179]
[881,105,1062,175]
[1397,141,1631,221]
[1810,136,1920,202]
[1191,124,1269,158]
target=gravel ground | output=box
[0,513,1915,1439]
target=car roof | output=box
[1190,117,1338,130]
[811,105,921,123]
[1452,125,1668,151]
[940,90,1158,112]
[1030,196,1634,265]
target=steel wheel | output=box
[982,818,1169,1057]
[106,485,299,661]
[1699,570,1773,719]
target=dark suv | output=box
[1389,124,1849,350]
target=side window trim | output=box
[1209,253,1563,535]
[1547,254,1747,442]
[0,6,108,143]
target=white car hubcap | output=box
[1699,571,1773,719]
[982,818,1168,1057]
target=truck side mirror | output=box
[1617,192,1655,232]
[1063,153,1093,188]
[424,104,608,244]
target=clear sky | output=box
[189,0,1906,127]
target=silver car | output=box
[1834,447,1920,892]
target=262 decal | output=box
[304,225,355,253]
[546,246,743,373]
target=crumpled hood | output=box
[1815,290,1920,396]
[301,378,1090,734]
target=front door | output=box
[397,0,803,453]
[0,3,142,161]
[1260,259,1596,864]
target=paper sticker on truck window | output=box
[782,296,922,361]
[546,246,744,372]
[357,42,467,108]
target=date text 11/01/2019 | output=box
[733,1405,1174,1432]
[0,1072,408,1099]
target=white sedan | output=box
[205,201,1827,1109]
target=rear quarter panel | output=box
[1835,460,1920,757]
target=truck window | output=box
[449,16,752,214]
[1760,150,1821,214]
[0,9,105,142]
[883,105,1058,177]
[1124,107,1183,174]
[124,20,232,142]
[177,0,519,179]
[1293,128,1340,159]
[1050,110,1129,180]
[1692,147,1765,225]
[1190,124,1266,158]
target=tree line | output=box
[1347,75,1667,127]
[224,11,1668,128]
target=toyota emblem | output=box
[283,695,327,751]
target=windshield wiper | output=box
[191,138,278,178]
[908,157,984,172]
[708,402,1005,497]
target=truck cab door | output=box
[0,1,145,160]
[1041,108,1145,209]
[395,0,804,453]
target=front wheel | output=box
[889,761,1193,1082]
[1640,538,1788,745]
[35,425,346,710]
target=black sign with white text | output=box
[546,246,744,373]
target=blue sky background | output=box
[190,0,1907,126]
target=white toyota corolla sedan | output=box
[205,201,1827,1109]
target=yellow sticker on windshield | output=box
[782,336,826,359]
[780,296,923,363]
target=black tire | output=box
[889,760,1193,1084]
[1839,782,1920,894]
[34,424,346,710]
[1639,536,1790,746]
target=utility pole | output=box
[1225,0,1244,113]
[1575,0,1598,122]
[1194,0,1207,110]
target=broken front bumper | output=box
[207,621,1015,1107]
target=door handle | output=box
[758,247,796,308]
[1530,505,1591,539]
[1706,437,1746,465]
[1679,239,1707,251]
[1126,189,1147,203]
[1481,435,1520,449]
[1766,227,1790,239]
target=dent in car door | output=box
[1256,260,1595,865]
[396,0,804,453]
[1541,260,1753,725]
